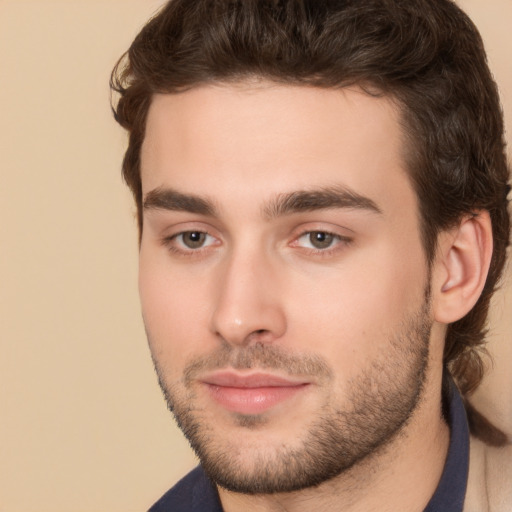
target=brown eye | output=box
[308,231,335,249]
[181,231,208,249]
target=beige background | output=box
[0,1,510,511]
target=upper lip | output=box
[201,371,309,388]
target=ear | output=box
[432,211,493,324]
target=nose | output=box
[210,246,287,347]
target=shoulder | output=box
[148,466,222,512]
[483,442,512,512]
[465,436,512,512]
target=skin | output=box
[139,82,458,511]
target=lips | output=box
[201,371,310,415]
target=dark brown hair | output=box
[111,0,511,445]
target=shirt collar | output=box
[423,377,470,512]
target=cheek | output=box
[284,243,427,374]
[138,254,213,377]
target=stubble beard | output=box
[150,298,432,495]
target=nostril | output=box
[245,329,274,345]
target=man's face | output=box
[139,83,433,493]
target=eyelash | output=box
[161,229,353,258]
[162,230,218,257]
[292,230,353,257]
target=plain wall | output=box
[0,1,510,511]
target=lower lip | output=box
[205,384,309,415]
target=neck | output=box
[218,373,450,512]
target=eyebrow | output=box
[143,187,217,216]
[142,185,382,219]
[263,186,382,219]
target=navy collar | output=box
[423,378,470,511]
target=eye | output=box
[295,230,349,251]
[304,231,335,249]
[172,231,216,250]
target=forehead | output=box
[140,82,414,216]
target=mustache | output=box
[182,343,333,385]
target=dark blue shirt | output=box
[149,381,469,512]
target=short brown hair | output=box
[111,0,511,444]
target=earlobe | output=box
[433,211,493,324]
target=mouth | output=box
[200,371,311,415]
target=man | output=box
[111,0,511,510]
